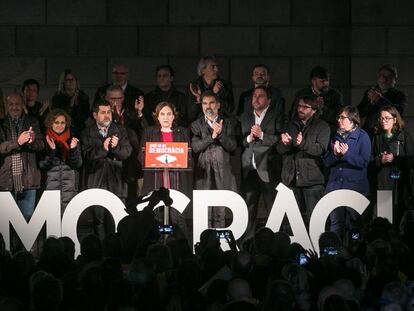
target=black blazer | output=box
[240,105,282,183]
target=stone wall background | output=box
[1,0,414,128]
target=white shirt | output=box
[247,106,269,169]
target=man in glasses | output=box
[278,94,330,228]
[94,64,144,114]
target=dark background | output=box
[0,0,413,128]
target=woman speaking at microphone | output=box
[140,101,191,239]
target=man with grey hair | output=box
[188,56,234,122]
[0,92,44,222]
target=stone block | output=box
[230,57,290,88]
[292,0,349,25]
[351,27,386,55]
[352,0,414,25]
[107,0,168,25]
[262,27,321,56]
[201,27,259,56]
[323,27,350,55]
[166,57,199,89]
[351,87,367,107]
[0,57,45,86]
[0,27,15,56]
[389,27,414,55]
[230,0,290,25]
[16,27,76,56]
[108,57,168,87]
[78,27,138,56]
[292,57,350,87]
[47,0,105,25]
[402,86,414,117]
[46,57,107,87]
[0,0,45,25]
[169,0,229,25]
[139,27,198,56]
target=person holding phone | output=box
[372,105,414,226]
[40,109,82,211]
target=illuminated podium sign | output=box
[145,142,188,169]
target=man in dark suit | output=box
[240,86,283,241]
[191,91,238,228]
[81,101,132,238]
[94,64,144,112]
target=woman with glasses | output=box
[324,106,371,239]
[51,69,90,137]
[372,105,414,226]
[40,109,82,211]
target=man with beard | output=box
[188,56,234,122]
[289,66,343,132]
[241,86,282,241]
[237,64,285,126]
[191,91,238,228]
[81,101,132,238]
[277,95,330,227]
[0,92,44,222]
[144,65,188,126]
[357,64,407,137]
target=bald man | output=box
[94,64,145,113]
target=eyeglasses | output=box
[379,116,395,122]
[337,115,349,120]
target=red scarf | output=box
[46,128,71,161]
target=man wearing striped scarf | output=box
[0,92,44,222]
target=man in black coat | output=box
[81,101,132,238]
[94,64,144,113]
[357,64,407,137]
[289,66,343,132]
[144,65,188,127]
[188,56,234,122]
[240,86,283,241]
[0,92,44,221]
[237,64,285,122]
[277,94,330,227]
[191,91,238,228]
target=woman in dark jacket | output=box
[51,69,90,137]
[40,109,82,211]
[140,101,191,239]
[324,106,371,239]
[372,105,414,226]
